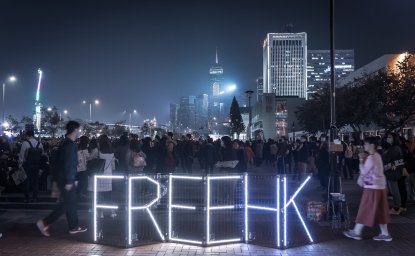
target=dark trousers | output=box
[183,157,193,173]
[204,163,214,175]
[277,157,286,174]
[76,171,88,197]
[398,176,407,208]
[343,158,354,179]
[44,185,79,230]
[23,165,40,200]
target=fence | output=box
[93,172,314,249]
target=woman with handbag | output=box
[87,135,116,217]
[128,139,147,172]
[344,137,391,242]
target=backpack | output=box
[25,140,42,167]
[132,152,146,168]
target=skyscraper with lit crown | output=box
[209,48,224,96]
[209,49,225,122]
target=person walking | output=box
[382,133,405,215]
[76,135,89,199]
[343,137,392,242]
[36,121,87,236]
[19,129,43,202]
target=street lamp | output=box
[83,100,99,122]
[2,75,17,125]
[60,109,68,120]
[125,109,138,131]
[245,90,254,141]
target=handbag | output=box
[132,152,147,168]
[357,174,364,187]
[11,166,27,186]
[86,158,106,175]
[215,160,239,168]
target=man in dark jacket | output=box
[36,121,87,236]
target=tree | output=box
[229,96,245,138]
[296,54,415,134]
[112,121,127,137]
[42,106,60,137]
[20,116,33,128]
[4,115,19,133]
[368,54,415,131]
[295,86,330,133]
[335,82,378,133]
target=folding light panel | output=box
[168,175,203,245]
[93,175,124,242]
[206,175,243,245]
[128,176,164,245]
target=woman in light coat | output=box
[87,135,116,217]
[344,137,391,242]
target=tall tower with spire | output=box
[208,48,225,126]
[209,48,223,96]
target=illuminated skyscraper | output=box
[209,49,225,122]
[263,33,307,99]
[169,103,179,132]
[178,96,196,133]
[209,48,224,97]
[307,50,354,98]
[195,94,209,133]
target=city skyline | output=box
[0,0,414,124]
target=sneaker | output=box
[389,208,401,215]
[343,230,362,240]
[373,234,392,242]
[36,220,50,237]
[69,226,87,235]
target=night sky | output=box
[0,0,414,124]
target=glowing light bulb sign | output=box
[168,175,204,245]
[245,175,313,247]
[93,175,124,242]
[93,174,313,248]
[128,176,164,244]
[206,175,243,245]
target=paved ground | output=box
[1,166,415,255]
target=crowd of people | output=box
[1,121,415,239]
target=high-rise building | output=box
[209,49,226,122]
[256,77,263,101]
[307,50,354,97]
[263,33,307,99]
[178,96,196,133]
[169,103,179,132]
[195,94,209,133]
[209,49,224,97]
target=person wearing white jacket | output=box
[87,135,115,218]
[343,137,391,242]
